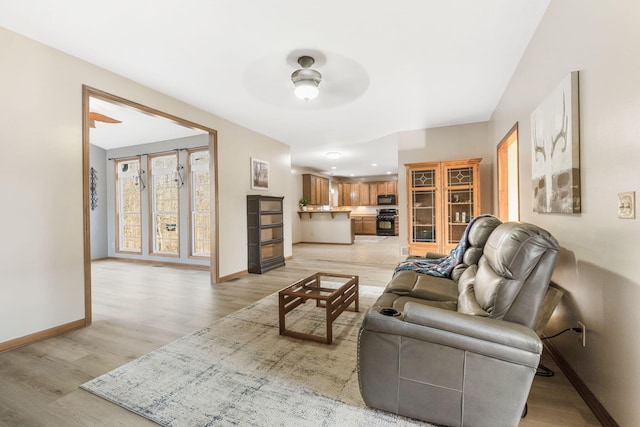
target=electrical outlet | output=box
[578,321,586,347]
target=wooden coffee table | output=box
[278,272,359,344]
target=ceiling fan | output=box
[89,111,122,128]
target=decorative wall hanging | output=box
[531,71,581,213]
[250,158,269,190]
[90,167,98,210]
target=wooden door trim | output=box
[497,123,519,222]
[82,85,220,326]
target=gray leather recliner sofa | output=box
[357,221,560,427]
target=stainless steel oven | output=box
[376,209,397,236]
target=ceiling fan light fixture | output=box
[293,79,320,101]
[291,56,322,102]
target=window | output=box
[149,153,180,256]
[189,150,211,257]
[115,158,143,253]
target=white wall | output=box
[0,26,292,344]
[488,1,640,424]
[397,122,493,253]
[90,144,108,259]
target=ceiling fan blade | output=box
[89,112,122,124]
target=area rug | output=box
[81,285,431,426]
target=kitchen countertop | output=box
[297,210,351,219]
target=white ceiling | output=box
[89,98,206,149]
[0,0,549,177]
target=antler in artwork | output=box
[532,125,546,163]
[550,93,568,158]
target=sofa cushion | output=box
[460,222,558,321]
[483,222,556,280]
[386,270,458,302]
[451,216,502,282]
[467,216,503,254]
[456,265,490,317]
[375,293,457,314]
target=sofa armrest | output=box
[361,302,541,367]
[425,251,448,259]
[404,302,541,353]
[405,251,447,261]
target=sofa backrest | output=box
[457,222,559,328]
[450,216,502,282]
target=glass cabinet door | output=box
[445,166,475,246]
[406,158,481,255]
[407,165,442,255]
[410,168,439,247]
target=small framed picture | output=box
[618,191,635,219]
[250,158,269,190]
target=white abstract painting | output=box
[531,71,581,213]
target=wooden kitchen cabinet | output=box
[368,182,378,205]
[352,215,377,235]
[362,216,377,235]
[336,180,398,206]
[302,174,329,205]
[377,181,397,197]
[350,184,360,206]
[359,183,370,206]
[353,216,363,234]
[340,183,350,206]
[406,158,481,255]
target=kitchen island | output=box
[298,210,354,244]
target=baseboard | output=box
[101,257,210,270]
[298,241,353,245]
[543,340,619,426]
[218,270,248,282]
[0,319,86,353]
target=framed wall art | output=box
[250,158,269,190]
[531,71,581,213]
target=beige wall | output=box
[397,122,493,253]
[0,27,292,344]
[488,1,640,424]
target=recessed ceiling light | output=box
[371,163,377,167]
[331,166,337,170]
[386,171,392,174]
[350,173,355,177]
[326,152,341,159]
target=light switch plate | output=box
[618,191,635,219]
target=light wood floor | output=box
[0,237,599,426]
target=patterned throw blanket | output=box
[393,214,495,278]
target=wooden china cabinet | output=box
[406,158,481,256]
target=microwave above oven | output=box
[377,194,396,205]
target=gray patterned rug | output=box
[81,285,430,426]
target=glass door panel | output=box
[446,166,475,245]
[413,190,436,243]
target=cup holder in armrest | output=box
[379,307,401,317]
